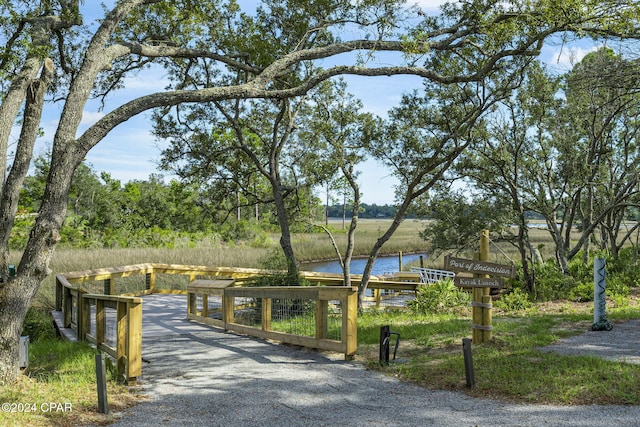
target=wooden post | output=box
[96,299,105,345]
[116,301,127,381]
[223,292,235,327]
[79,291,90,340]
[187,291,195,316]
[316,299,328,339]
[55,276,63,311]
[471,283,483,344]
[344,288,358,360]
[479,230,492,343]
[126,301,142,384]
[202,294,209,318]
[63,287,72,328]
[262,298,272,332]
[398,251,403,272]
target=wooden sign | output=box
[445,255,515,278]
[454,277,505,288]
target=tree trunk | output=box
[358,212,405,307]
[341,171,360,289]
[272,183,298,280]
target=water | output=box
[301,253,427,275]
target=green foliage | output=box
[568,281,594,302]
[495,287,532,312]
[420,190,515,255]
[8,212,35,249]
[533,261,578,301]
[21,308,56,342]
[407,279,470,314]
[219,220,268,245]
[607,247,640,287]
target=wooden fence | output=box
[187,280,357,358]
[55,263,421,384]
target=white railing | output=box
[410,267,455,284]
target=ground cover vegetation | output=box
[2,0,640,419]
[1,226,638,426]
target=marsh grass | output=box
[28,219,430,307]
[7,218,639,426]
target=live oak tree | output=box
[300,79,376,288]
[449,62,563,295]
[554,48,640,263]
[1,0,640,383]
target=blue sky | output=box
[28,1,597,205]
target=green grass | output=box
[6,218,639,427]
[0,335,139,427]
[357,304,640,405]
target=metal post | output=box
[379,325,390,366]
[592,258,612,331]
[96,354,109,414]
[462,338,474,388]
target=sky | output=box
[30,0,597,205]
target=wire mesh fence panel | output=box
[326,300,343,342]
[206,294,223,319]
[232,296,261,327]
[71,296,78,327]
[361,288,416,309]
[155,273,191,292]
[271,298,317,338]
[104,307,117,348]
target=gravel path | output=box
[96,316,640,427]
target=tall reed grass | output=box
[29,219,430,306]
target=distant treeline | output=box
[326,203,397,219]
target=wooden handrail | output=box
[55,263,420,383]
[188,283,358,359]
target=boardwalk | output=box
[92,295,640,427]
[139,294,214,338]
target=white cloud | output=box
[121,73,171,93]
[80,110,105,127]
[547,45,599,69]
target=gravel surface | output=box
[95,318,640,427]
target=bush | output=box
[533,262,578,301]
[21,307,57,342]
[408,279,470,314]
[568,281,593,302]
[495,287,532,312]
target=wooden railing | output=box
[83,294,142,384]
[54,263,421,383]
[187,281,358,359]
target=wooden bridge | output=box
[54,263,423,385]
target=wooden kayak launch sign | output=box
[444,255,515,279]
[454,277,504,289]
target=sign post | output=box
[479,231,491,343]
[445,230,515,344]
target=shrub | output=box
[495,287,532,312]
[408,279,470,314]
[533,262,578,301]
[568,281,593,302]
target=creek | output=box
[300,253,427,275]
